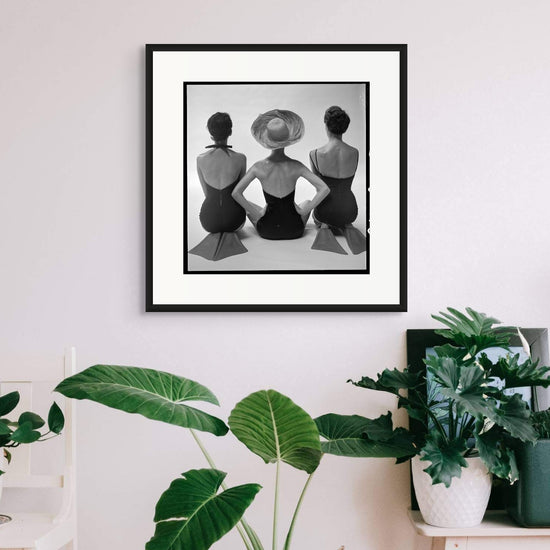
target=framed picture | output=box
[146,44,407,312]
[406,328,550,510]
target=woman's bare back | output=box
[312,142,359,179]
[197,149,246,190]
[253,157,304,198]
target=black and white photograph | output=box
[185,82,369,273]
[146,45,406,310]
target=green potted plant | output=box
[0,391,64,500]
[317,307,550,527]
[56,365,380,550]
[506,408,550,526]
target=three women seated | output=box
[190,106,366,261]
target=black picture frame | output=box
[146,44,407,312]
[406,327,549,510]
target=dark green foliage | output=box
[474,423,519,481]
[349,368,422,396]
[420,433,468,488]
[490,354,550,389]
[228,389,322,474]
[0,392,64,475]
[55,365,229,436]
[48,402,65,434]
[314,413,416,460]
[55,365,336,550]
[532,409,550,438]
[432,307,516,354]
[331,307,550,486]
[0,392,20,417]
[146,469,261,550]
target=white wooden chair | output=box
[0,348,77,550]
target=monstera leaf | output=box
[228,390,322,474]
[146,469,261,550]
[474,423,519,482]
[487,393,537,442]
[490,354,550,389]
[315,413,416,459]
[425,356,461,391]
[55,365,228,436]
[420,432,468,487]
[433,307,515,354]
[433,361,493,418]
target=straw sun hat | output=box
[251,109,305,149]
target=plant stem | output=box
[459,416,476,440]
[283,470,316,550]
[189,429,257,550]
[533,386,540,412]
[416,391,448,441]
[448,400,454,438]
[272,458,280,550]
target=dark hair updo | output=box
[207,112,232,141]
[324,106,350,135]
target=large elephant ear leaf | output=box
[146,469,261,550]
[315,413,416,459]
[228,390,322,474]
[55,365,228,436]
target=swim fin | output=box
[189,232,248,261]
[343,226,367,255]
[311,227,348,255]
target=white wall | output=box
[2,1,550,549]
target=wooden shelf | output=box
[409,508,550,537]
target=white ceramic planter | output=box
[412,455,492,527]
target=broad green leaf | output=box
[487,393,537,442]
[146,469,261,550]
[420,432,467,487]
[398,394,427,424]
[433,307,515,353]
[47,402,65,434]
[425,356,460,391]
[228,390,322,474]
[432,344,470,363]
[11,421,41,444]
[0,423,11,435]
[18,412,45,430]
[349,368,422,396]
[437,364,493,419]
[315,413,416,458]
[474,424,519,482]
[55,365,228,436]
[0,391,20,417]
[490,354,550,389]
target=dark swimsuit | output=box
[199,180,245,233]
[256,189,305,240]
[189,144,248,261]
[310,150,359,227]
[198,145,246,234]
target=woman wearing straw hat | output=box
[232,109,329,240]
